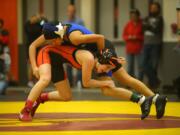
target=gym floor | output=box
[0,87,180,135]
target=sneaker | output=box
[140,97,152,120]
[19,108,32,121]
[155,95,168,119]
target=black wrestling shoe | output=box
[140,97,152,120]
[155,95,168,119]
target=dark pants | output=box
[141,44,161,88]
[0,80,8,95]
[126,53,141,78]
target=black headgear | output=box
[97,49,118,66]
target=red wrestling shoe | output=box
[31,93,48,117]
[19,100,34,121]
[31,98,41,117]
[19,107,32,121]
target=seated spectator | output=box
[0,19,10,95]
[0,19,9,53]
[0,46,11,95]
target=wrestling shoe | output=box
[155,95,168,119]
[140,97,152,120]
[31,93,48,117]
[19,107,32,122]
[31,97,42,117]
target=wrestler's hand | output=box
[33,67,40,79]
[112,57,126,65]
[103,80,115,88]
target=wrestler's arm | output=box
[29,35,46,77]
[69,31,105,50]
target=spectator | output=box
[0,19,9,54]
[63,4,85,87]
[0,62,8,95]
[25,14,48,87]
[0,43,11,95]
[141,2,163,89]
[0,19,10,95]
[122,9,143,78]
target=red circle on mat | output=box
[0,113,180,131]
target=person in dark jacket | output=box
[141,2,163,89]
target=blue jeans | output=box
[141,44,161,87]
[0,81,8,94]
[127,53,142,78]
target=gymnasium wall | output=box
[20,0,178,42]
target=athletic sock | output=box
[40,93,49,103]
[138,96,146,105]
[152,94,159,103]
[130,93,145,105]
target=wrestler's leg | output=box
[99,77,152,120]
[19,64,51,121]
[31,62,72,117]
[113,67,155,96]
[27,64,51,101]
[46,79,72,101]
[112,67,167,119]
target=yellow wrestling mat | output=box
[0,101,180,135]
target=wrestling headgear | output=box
[97,49,118,66]
[42,22,64,39]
